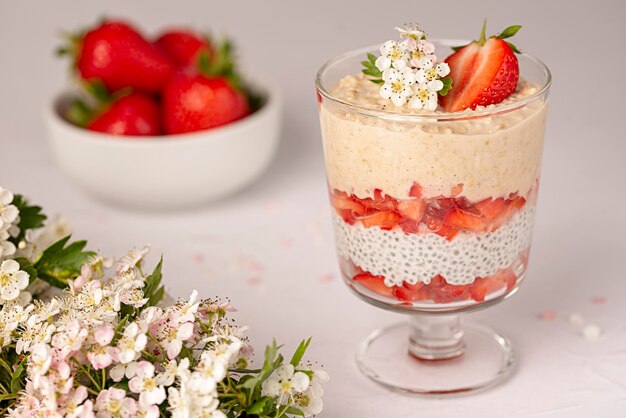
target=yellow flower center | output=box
[280,380,293,394]
[0,272,11,287]
[389,46,403,61]
[144,378,157,391]
[411,50,424,60]
[426,67,438,80]
[417,89,430,101]
[391,81,404,94]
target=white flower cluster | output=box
[0,186,327,417]
[5,247,244,417]
[375,25,450,110]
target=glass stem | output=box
[408,315,465,360]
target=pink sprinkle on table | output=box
[247,276,262,286]
[192,253,204,264]
[538,310,556,321]
[591,296,607,305]
[319,273,334,284]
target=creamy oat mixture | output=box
[319,74,548,201]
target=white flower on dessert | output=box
[128,361,166,406]
[116,245,150,274]
[116,322,147,363]
[375,40,409,71]
[380,67,415,106]
[0,259,29,302]
[408,39,437,69]
[409,83,439,111]
[262,364,310,405]
[0,187,18,230]
[293,368,329,417]
[415,61,450,91]
[395,23,425,40]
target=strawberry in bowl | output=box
[46,18,281,209]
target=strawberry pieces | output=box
[76,21,175,94]
[86,92,161,136]
[162,73,250,134]
[353,268,517,304]
[356,211,402,230]
[470,268,517,302]
[440,23,521,112]
[155,30,213,68]
[353,273,395,297]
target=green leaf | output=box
[84,79,111,103]
[143,257,165,307]
[10,358,25,394]
[66,98,94,127]
[366,53,378,64]
[9,195,47,245]
[285,406,306,417]
[246,396,271,414]
[370,79,384,85]
[498,25,522,39]
[0,393,17,402]
[290,338,311,367]
[34,236,94,288]
[507,41,522,54]
[438,77,453,97]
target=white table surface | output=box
[1,0,626,416]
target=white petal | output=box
[392,59,407,70]
[375,56,391,71]
[391,94,407,107]
[1,259,19,274]
[408,97,424,109]
[382,68,398,82]
[380,41,396,56]
[1,205,18,224]
[0,189,13,206]
[13,271,29,289]
[437,62,451,77]
[418,40,436,54]
[291,372,310,392]
[414,69,427,84]
[428,79,444,92]
[379,84,393,99]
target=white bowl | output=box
[45,83,281,210]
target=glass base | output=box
[356,320,516,396]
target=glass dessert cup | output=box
[316,40,551,395]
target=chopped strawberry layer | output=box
[351,267,519,304]
[330,183,528,239]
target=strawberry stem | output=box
[478,18,487,45]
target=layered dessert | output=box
[318,24,548,308]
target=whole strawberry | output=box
[68,91,161,136]
[162,73,249,134]
[440,22,521,112]
[155,29,213,68]
[64,20,175,94]
[161,40,251,134]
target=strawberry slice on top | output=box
[440,22,522,112]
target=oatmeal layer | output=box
[320,74,548,201]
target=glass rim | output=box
[315,39,552,122]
